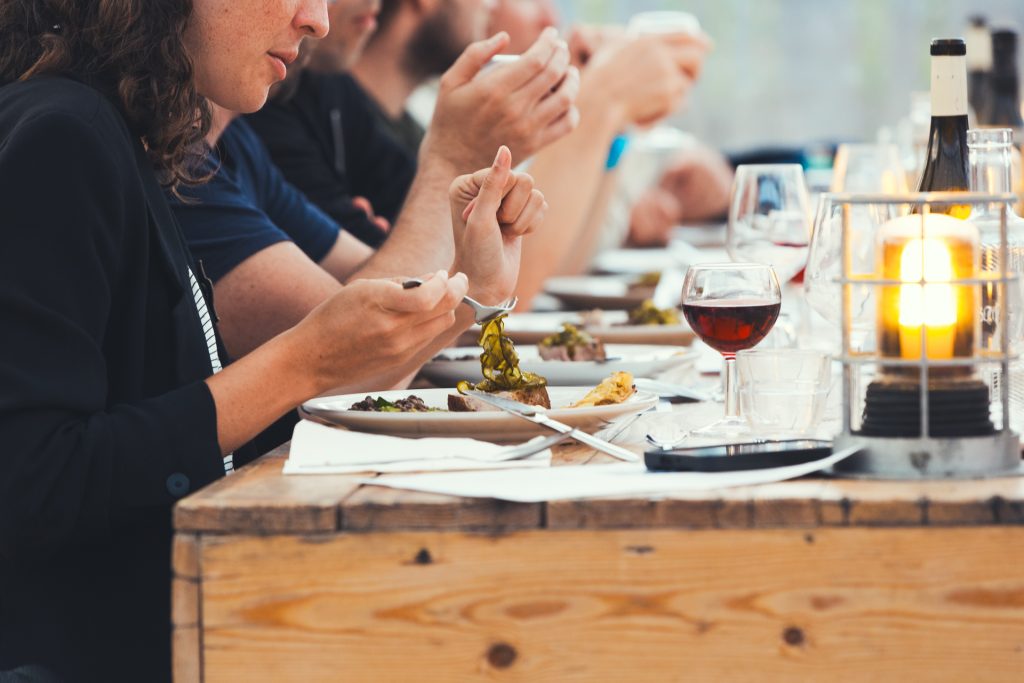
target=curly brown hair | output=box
[0,0,210,187]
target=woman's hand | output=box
[449,146,547,305]
[293,270,468,393]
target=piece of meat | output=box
[448,385,552,412]
[537,339,606,362]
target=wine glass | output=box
[830,143,909,194]
[682,263,782,437]
[727,165,812,284]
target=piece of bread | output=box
[448,385,552,412]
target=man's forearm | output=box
[515,101,622,307]
[354,153,459,280]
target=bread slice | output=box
[448,385,552,412]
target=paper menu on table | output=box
[360,444,863,502]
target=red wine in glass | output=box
[682,299,781,357]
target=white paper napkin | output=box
[283,420,552,475]
[359,443,864,502]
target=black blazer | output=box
[0,77,240,681]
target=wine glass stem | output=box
[723,356,739,419]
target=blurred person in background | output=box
[625,143,734,247]
[489,0,733,252]
[483,0,711,303]
[247,1,577,239]
[182,13,569,364]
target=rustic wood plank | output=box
[749,480,825,528]
[196,527,1024,682]
[174,452,363,534]
[173,533,201,580]
[817,479,926,526]
[173,577,199,628]
[172,624,202,683]
[341,483,542,532]
[547,494,718,529]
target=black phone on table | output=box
[644,440,832,472]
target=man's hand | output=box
[423,28,580,174]
[351,196,391,233]
[450,146,547,303]
[580,31,711,129]
[567,24,625,68]
[628,145,734,246]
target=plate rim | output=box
[302,387,659,422]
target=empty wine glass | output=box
[681,263,782,437]
[727,164,812,284]
[830,143,909,194]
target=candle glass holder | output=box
[828,192,1021,479]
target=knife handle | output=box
[567,428,639,463]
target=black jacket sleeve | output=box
[0,108,224,566]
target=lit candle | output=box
[897,238,957,359]
[875,214,979,367]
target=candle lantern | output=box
[828,192,1022,478]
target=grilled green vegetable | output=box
[540,323,597,354]
[627,300,681,326]
[457,314,547,393]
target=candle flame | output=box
[898,238,957,328]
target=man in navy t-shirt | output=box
[174,117,344,284]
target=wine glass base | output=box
[690,416,752,440]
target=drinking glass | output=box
[727,165,812,284]
[681,263,782,436]
[737,349,832,437]
[830,143,909,194]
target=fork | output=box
[402,278,518,324]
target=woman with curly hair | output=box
[0,1,541,680]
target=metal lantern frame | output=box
[827,191,1023,479]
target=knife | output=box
[460,389,640,463]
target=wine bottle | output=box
[918,38,971,217]
[978,29,1024,139]
[966,16,993,122]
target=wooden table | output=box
[173,440,1024,681]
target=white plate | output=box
[591,242,728,275]
[457,311,695,346]
[544,275,653,310]
[423,344,698,386]
[301,387,659,442]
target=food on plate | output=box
[626,300,681,326]
[451,314,551,411]
[350,395,440,412]
[569,371,637,408]
[577,309,605,328]
[537,323,607,361]
[625,271,661,298]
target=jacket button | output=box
[167,473,190,497]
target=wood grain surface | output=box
[174,446,1024,534]
[191,527,1024,682]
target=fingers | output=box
[517,36,571,102]
[655,34,711,80]
[467,146,513,221]
[495,172,534,225]
[440,32,511,91]
[378,270,456,314]
[531,65,580,129]
[502,188,548,238]
[487,27,564,92]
